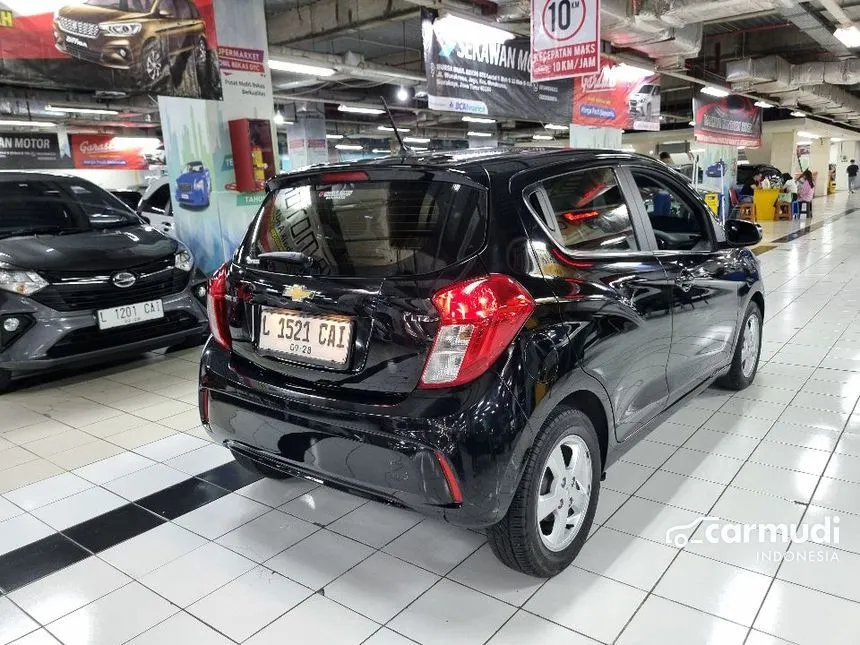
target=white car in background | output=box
[137,177,175,238]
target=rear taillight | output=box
[207,263,231,349]
[419,274,535,389]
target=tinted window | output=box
[141,184,170,214]
[65,181,140,228]
[0,179,81,238]
[247,178,486,277]
[535,168,638,252]
[630,171,711,251]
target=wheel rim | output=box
[741,313,760,378]
[145,49,161,81]
[197,39,207,64]
[537,434,592,552]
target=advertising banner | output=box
[530,0,600,82]
[573,62,660,131]
[0,131,72,169]
[422,11,573,123]
[693,95,762,148]
[69,134,162,169]
[0,0,221,99]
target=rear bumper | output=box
[199,340,533,528]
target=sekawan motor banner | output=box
[0,131,72,169]
[693,95,762,148]
[0,0,221,99]
[573,61,661,131]
[422,10,572,122]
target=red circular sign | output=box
[541,0,587,42]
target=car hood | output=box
[58,6,151,23]
[0,226,178,272]
[177,171,206,182]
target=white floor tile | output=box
[703,412,774,438]
[0,597,39,645]
[244,594,377,645]
[188,566,311,642]
[174,492,269,540]
[133,434,208,462]
[266,528,374,590]
[234,477,318,507]
[605,495,700,546]
[748,441,831,476]
[30,487,126,531]
[101,463,189,501]
[616,595,747,645]
[811,476,860,515]
[823,451,860,483]
[327,501,422,549]
[592,487,629,524]
[635,470,725,513]
[731,462,819,502]
[447,544,544,606]
[487,610,601,645]
[9,629,62,645]
[661,448,744,484]
[363,628,420,645]
[645,421,698,446]
[71,452,153,484]
[573,526,677,590]
[98,521,207,578]
[714,482,807,527]
[383,519,485,575]
[163,444,234,475]
[126,612,233,645]
[216,509,318,562]
[683,428,760,461]
[603,460,655,494]
[0,514,53,556]
[3,473,93,511]
[619,440,677,468]
[0,496,22,522]
[764,422,841,452]
[777,543,860,602]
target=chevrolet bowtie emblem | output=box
[283,284,315,302]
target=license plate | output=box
[97,300,164,330]
[258,307,352,367]
[180,193,190,199]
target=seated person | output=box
[738,174,759,203]
[778,173,797,203]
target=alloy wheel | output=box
[536,434,592,552]
[145,49,162,82]
[741,313,760,378]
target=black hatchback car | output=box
[199,150,764,577]
[0,172,208,390]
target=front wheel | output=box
[717,300,762,390]
[136,40,164,87]
[487,406,601,577]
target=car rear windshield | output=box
[246,177,487,277]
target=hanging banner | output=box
[421,10,572,122]
[0,132,73,169]
[530,0,600,82]
[0,1,221,99]
[69,134,162,169]
[573,62,660,131]
[693,95,762,148]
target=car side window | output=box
[159,0,177,18]
[531,167,639,252]
[141,184,171,215]
[630,171,712,252]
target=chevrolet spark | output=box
[199,150,764,577]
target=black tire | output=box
[136,40,164,88]
[717,300,762,390]
[487,406,601,577]
[233,451,291,480]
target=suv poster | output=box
[573,62,661,131]
[0,0,222,99]
[422,10,572,123]
[693,95,762,148]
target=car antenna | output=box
[380,96,409,156]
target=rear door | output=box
[228,168,488,396]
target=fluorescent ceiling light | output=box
[700,86,730,98]
[834,25,860,48]
[615,62,655,79]
[403,136,430,144]
[533,134,554,141]
[832,137,844,142]
[690,148,706,153]
[335,144,363,151]
[797,139,813,145]
[411,146,429,151]
[467,131,493,137]
[269,59,336,76]
[45,105,119,115]
[378,125,410,132]
[790,110,806,117]
[437,14,514,42]
[754,100,773,108]
[372,148,390,154]
[396,86,409,102]
[663,140,684,144]
[338,104,385,115]
[326,134,344,140]
[545,124,569,131]
[797,131,821,139]
[462,116,496,124]
[0,119,56,128]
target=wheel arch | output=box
[558,389,610,469]
[750,289,764,317]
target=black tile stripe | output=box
[0,460,262,595]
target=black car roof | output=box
[0,171,80,181]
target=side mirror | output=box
[725,219,762,247]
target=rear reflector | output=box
[419,274,534,389]
[435,451,463,504]
[199,387,210,425]
[320,171,369,183]
[207,263,231,349]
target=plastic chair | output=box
[775,203,792,220]
[797,201,812,218]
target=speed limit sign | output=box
[531,0,600,82]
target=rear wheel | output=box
[136,40,163,87]
[487,406,601,577]
[232,451,291,480]
[717,300,762,390]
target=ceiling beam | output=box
[267,0,419,46]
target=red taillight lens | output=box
[320,171,369,183]
[207,263,231,349]
[419,274,535,389]
[435,451,463,504]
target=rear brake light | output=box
[207,263,231,349]
[419,274,535,389]
[320,171,369,183]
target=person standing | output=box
[847,159,858,194]
[798,170,815,217]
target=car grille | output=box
[47,312,200,359]
[32,257,189,312]
[177,183,193,192]
[64,41,103,64]
[57,17,100,38]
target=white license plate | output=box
[180,193,190,199]
[97,300,164,330]
[258,308,352,367]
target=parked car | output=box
[175,161,211,209]
[138,177,174,237]
[53,0,209,89]
[198,150,764,577]
[737,163,783,188]
[705,159,727,177]
[0,172,208,391]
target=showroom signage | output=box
[69,134,161,170]
[573,61,660,131]
[0,131,72,169]
[0,0,222,99]
[421,10,573,122]
[693,95,762,147]
[530,0,600,82]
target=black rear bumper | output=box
[199,340,533,528]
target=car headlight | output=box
[194,179,205,190]
[100,22,142,36]
[174,249,194,272]
[0,268,48,296]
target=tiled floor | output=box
[2,193,860,644]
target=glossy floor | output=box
[2,193,860,645]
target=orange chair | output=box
[775,202,792,220]
[738,202,757,222]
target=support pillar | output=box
[808,137,830,197]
